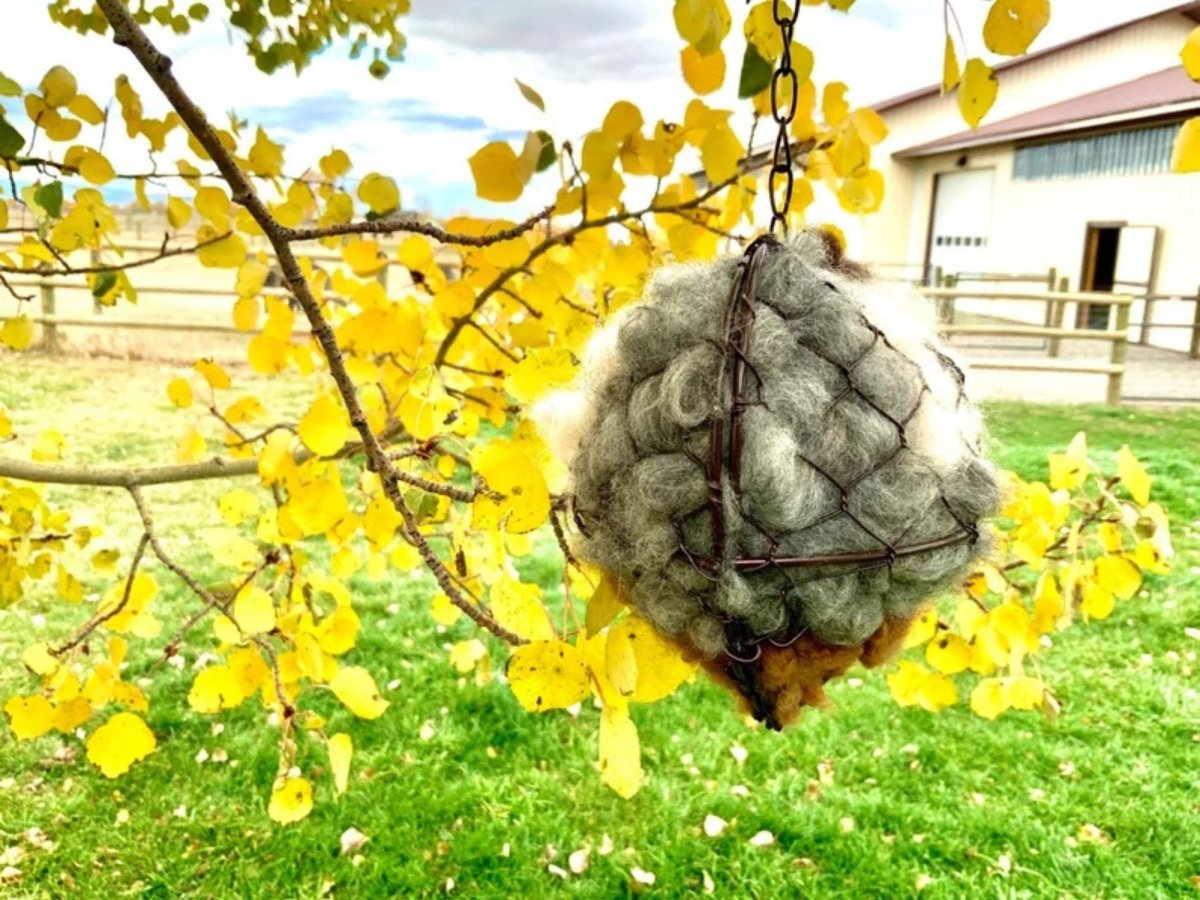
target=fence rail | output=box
[921,287,1132,405]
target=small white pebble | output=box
[547,864,568,880]
[211,723,225,736]
[195,748,209,764]
[970,792,986,807]
[1029,788,1046,801]
[703,814,727,838]
[598,834,614,856]
[631,866,656,885]
[387,679,401,691]
[173,804,188,818]
[839,817,855,834]
[749,830,775,847]
[419,721,436,742]
[915,873,934,891]
[900,743,919,755]
[702,870,715,893]
[680,753,694,766]
[114,809,130,826]
[729,744,748,765]
[339,827,369,856]
[500,842,510,858]
[211,749,228,764]
[568,848,590,874]
[730,784,750,798]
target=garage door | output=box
[927,168,995,284]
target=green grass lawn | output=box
[1,357,1198,898]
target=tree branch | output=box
[96,0,522,647]
[284,204,554,245]
[0,231,233,276]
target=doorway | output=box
[1078,223,1159,330]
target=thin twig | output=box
[52,533,151,655]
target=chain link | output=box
[766,0,797,235]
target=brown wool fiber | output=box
[535,230,1000,666]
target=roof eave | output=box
[893,100,1200,159]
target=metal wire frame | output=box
[674,235,985,727]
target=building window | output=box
[1013,121,1182,181]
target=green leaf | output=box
[0,72,21,97]
[534,130,556,173]
[0,114,23,157]
[92,271,118,299]
[34,181,64,218]
[737,42,772,99]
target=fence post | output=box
[1107,297,1130,406]
[1041,267,1058,331]
[1047,277,1068,358]
[40,282,59,355]
[1190,286,1200,359]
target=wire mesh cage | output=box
[537,230,1000,729]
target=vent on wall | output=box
[1013,121,1182,181]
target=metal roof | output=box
[893,67,1200,158]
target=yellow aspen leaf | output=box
[903,607,938,649]
[134,177,149,211]
[0,406,11,440]
[67,93,104,124]
[681,46,725,95]
[990,600,1034,653]
[602,100,644,141]
[320,148,351,179]
[53,696,93,733]
[195,186,231,229]
[1183,27,1200,80]
[328,733,352,796]
[298,394,350,458]
[227,646,269,696]
[471,440,551,534]
[4,694,55,740]
[247,127,284,176]
[330,666,389,719]
[886,661,957,712]
[1095,556,1140,601]
[331,545,360,579]
[850,107,888,145]
[233,296,259,331]
[507,640,591,712]
[514,77,546,111]
[175,426,206,463]
[166,196,192,228]
[969,678,1008,719]
[78,150,115,185]
[39,65,77,107]
[1003,676,1044,711]
[673,0,732,56]
[233,585,276,636]
[599,705,643,799]
[316,605,360,656]
[837,169,885,214]
[505,345,577,405]
[943,35,961,93]
[166,377,193,409]
[1032,572,1063,634]
[823,82,849,127]
[196,227,247,268]
[235,258,270,298]
[357,173,400,214]
[247,335,288,374]
[612,614,697,703]
[22,642,59,676]
[490,578,555,642]
[1098,521,1123,554]
[605,626,639,697]
[32,429,65,462]
[1115,445,1151,506]
[701,122,742,184]
[469,141,524,202]
[0,315,34,350]
[585,574,626,635]
[398,235,434,271]
[188,665,245,713]
[958,58,998,129]
[1048,431,1088,490]
[218,488,260,526]
[925,633,970,675]
[449,638,487,674]
[431,592,461,626]
[195,358,232,390]
[342,239,387,276]
[85,712,156,778]
[983,0,1050,57]
[1079,579,1114,620]
[268,776,313,825]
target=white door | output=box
[1113,225,1158,293]
[927,168,995,284]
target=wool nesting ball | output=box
[534,230,1000,727]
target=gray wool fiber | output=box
[535,231,1000,658]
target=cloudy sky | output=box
[1,1,1186,216]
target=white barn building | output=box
[846,1,1200,355]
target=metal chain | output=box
[767,0,798,235]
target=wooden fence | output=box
[922,288,1133,405]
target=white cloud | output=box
[0,0,1188,215]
